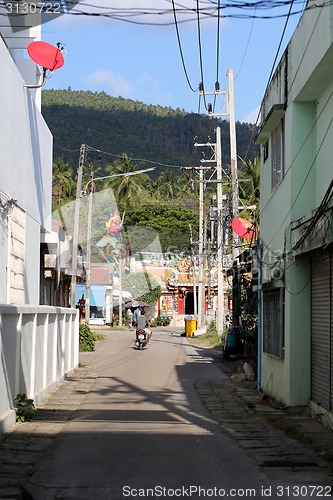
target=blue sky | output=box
[41,1,301,123]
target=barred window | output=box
[263,288,284,358]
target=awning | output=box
[254,104,285,144]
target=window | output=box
[263,288,284,358]
[271,118,284,189]
[263,140,269,162]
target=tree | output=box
[52,158,75,210]
[122,271,161,304]
[158,168,178,199]
[238,155,260,221]
[124,202,199,253]
[103,154,150,207]
[82,163,103,194]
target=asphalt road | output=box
[23,329,321,499]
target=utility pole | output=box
[206,238,212,319]
[81,168,154,324]
[71,144,86,309]
[198,70,239,332]
[189,224,197,317]
[106,263,114,325]
[118,254,123,327]
[228,69,240,261]
[85,170,94,325]
[216,126,224,336]
[198,166,205,328]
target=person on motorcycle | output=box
[133,306,141,327]
[136,311,152,345]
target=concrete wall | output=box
[0,305,79,434]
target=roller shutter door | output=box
[311,250,332,409]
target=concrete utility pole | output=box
[198,166,205,328]
[182,157,214,327]
[216,127,224,336]
[105,263,114,326]
[71,144,86,309]
[228,69,240,261]
[118,254,123,328]
[85,170,94,325]
[198,69,240,333]
[189,224,197,317]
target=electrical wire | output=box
[292,180,333,251]
[196,0,209,110]
[212,0,221,112]
[85,145,185,169]
[234,0,259,80]
[171,0,198,92]
[254,21,331,240]
[7,0,330,23]
[266,108,333,248]
[243,0,296,159]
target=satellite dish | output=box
[27,41,64,71]
[231,218,256,240]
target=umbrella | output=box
[125,301,147,309]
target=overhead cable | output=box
[171,0,198,92]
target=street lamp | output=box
[83,167,155,326]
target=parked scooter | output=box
[135,329,148,350]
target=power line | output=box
[243,0,296,158]
[85,145,185,169]
[4,0,330,24]
[171,0,198,92]
[234,0,259,80]
[258,86,333,246]
[10,0,329,23]
[196,0,209,110]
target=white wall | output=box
[0,305,79,434]
[0,35,52,305]
[0,36,52,227]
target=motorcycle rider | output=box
[136,310,152,345]
[133,306,141,327]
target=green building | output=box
[255,0,333,419]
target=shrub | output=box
[162,316,171,326]
[14,393,35,422]
[79,324,95,352]
[155,315,171,326]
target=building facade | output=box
[0,22,78,433]
[255,0,333,417]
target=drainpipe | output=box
[257,237,263,392]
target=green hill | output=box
[41,89,258,176]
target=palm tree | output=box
[82,163,103,194]
[159,168,178,199]
[178,170,196,196]
[52,158,75,210]
[103,153,150,207]
[238,155,260,221]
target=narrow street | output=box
[13,328,332,499]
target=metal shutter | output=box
[331,251,333,409]
[311,251,331,409]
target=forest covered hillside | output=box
[42,89,258,176]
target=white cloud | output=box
[83,69,173,106]
[83,69,132,96]
[135,72,173,106]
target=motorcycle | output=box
[135,329,148,350]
